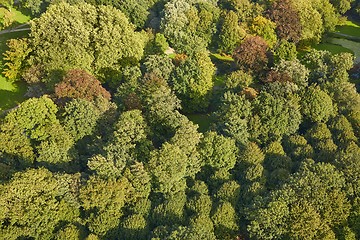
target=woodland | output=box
[0,0,360,239]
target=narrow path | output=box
[0,23,30,36]
[331,32,360,42]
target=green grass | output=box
[167,53,176,59]
[0,81,27,111]
[187,114,212,133]
[314,42,353,55]
[211,53,234,62]
[335,20,360,38]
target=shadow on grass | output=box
[336,25,360,38]
[0,82,27,111]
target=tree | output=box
[29,2,145,80]
[217,10,246,54]
[268,0,302,42]
[0,96,61,165]
[272,40,297,63]
[274,59,310,89]
[30,2,97,73]
[330,0,354,14]
[55,69,111,101]
[249,16,277,48]
[170,50,215,112]
[211,201,239,239]
[224,70,253,92]
[305,123,338,162]
[248,161,351,239]
[199,131,238,171]
[62,99,102,141]
[214,91,252,146]
[80,175,133,237]
[250,91,302,143]
[301,85,335,123]
[19,0,50,15]
[233,36,269,73]
[92,5,145,77]
[142,55,175,81]
[88,110,150,178]
[2,38,31,82]
[161,0,219,52]
[0,168,80,239]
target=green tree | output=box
[199,131,238,172]
[250,91,302,143]
[2,38,31,82]
[62,99,101,141]
[0,96,62,166]
[0,168,80,239]
[30,2,97,73]
[301,85,335,123]
[93,5,145,77]
[80,175,133,237]
[305,123,338,162]
[249,16,277,48]
[170,50,215,112]
[88,110,150,178]
[217,10,246,54]
[272,40,297,63]
[248,161,351,239]
[214,91,252,146]
[211,201,239,239]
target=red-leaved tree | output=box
[55,69,111,101]
[233,36,269,73]
[268,0,302,43]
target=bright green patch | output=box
[187,114,212,133]
[335,19,360,38]
[0,80,27,111]
[314,42,353,55]
[211,53,234,62]
[167,53,176,59]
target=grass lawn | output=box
[335,19,360,38]
[0,80,27,111]
[187,114,212,133]
[314,42,353,55]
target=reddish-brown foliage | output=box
[264,70,292,83]
[268,0,302,43]
[55,69,111,101]
[233,36,269,73]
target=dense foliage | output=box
[0,0,360,239]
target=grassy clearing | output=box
[187,114,212,133]
[314,42,353,55]
[335,19,360,38]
